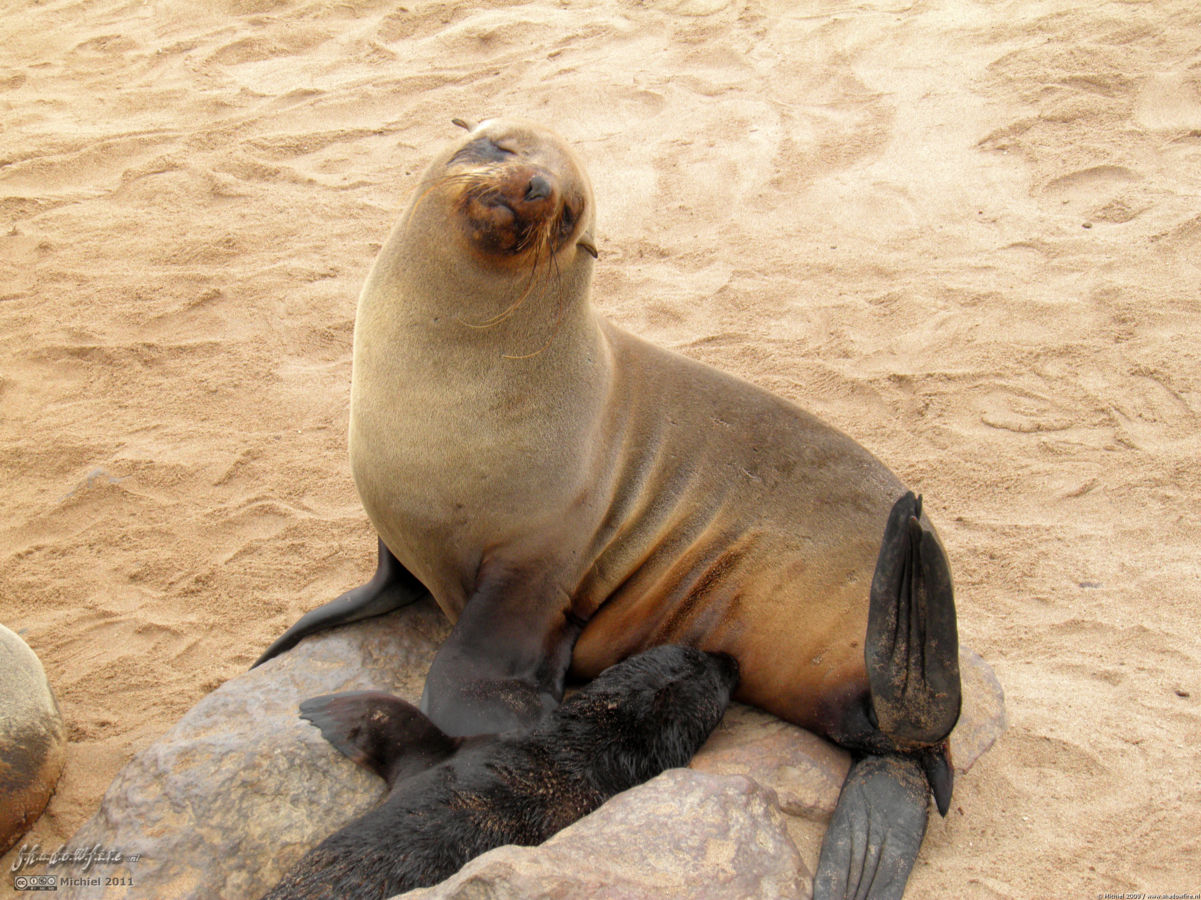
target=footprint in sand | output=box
[1041,164,1149,224]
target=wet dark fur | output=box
[260,645,738,900]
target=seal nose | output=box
[524,174,552,202]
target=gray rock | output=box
[59,600,452,900]
[395,769,810,900]
[59,599,1005,899]
[1,623,67,855]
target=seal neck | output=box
[351,202,607,402]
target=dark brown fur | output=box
[260,645,738,900]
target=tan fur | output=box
[349,119,913,734]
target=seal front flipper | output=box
[252,538,430,668]
[814,755,930,900]
[300,691,462,788]
[421,570,584,737]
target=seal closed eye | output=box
[255,118,961,900]
[449,136,515,165]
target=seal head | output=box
[412,118,597,278]
[441,124,596,265]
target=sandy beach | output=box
[2,0,1199,896]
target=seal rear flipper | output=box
[814,754,930,900]
[866,492,961,748]
[300,691,462,788]
[253,537,430,668]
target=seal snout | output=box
[504,165,558,214]
[459,162,565,257]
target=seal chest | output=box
[346,120,608,619]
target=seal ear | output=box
[451,118,477,132]
[300,691,463,789]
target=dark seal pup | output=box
[259,645,738,899]
[255,119,962,900]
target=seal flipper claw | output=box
[300,691,462,788]
[252,538,430,668]
[866,492,961,746]
[814,755,930,900]
[921,743,954,818]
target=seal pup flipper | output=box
[300,691,462,788]
[865,492,961,750]
[421,573,585,737]
[813,754,930,900]
[253,538,429,668]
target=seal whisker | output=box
[458,288,531,329]
[501,241,567,361]
[457,247,545,330]
[407,171,485,222]
[416,169,509,219]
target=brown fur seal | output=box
[259,645,738,899]
[255,119,962,900]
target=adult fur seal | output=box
[259,645,738,899]
[255,119,962,900]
